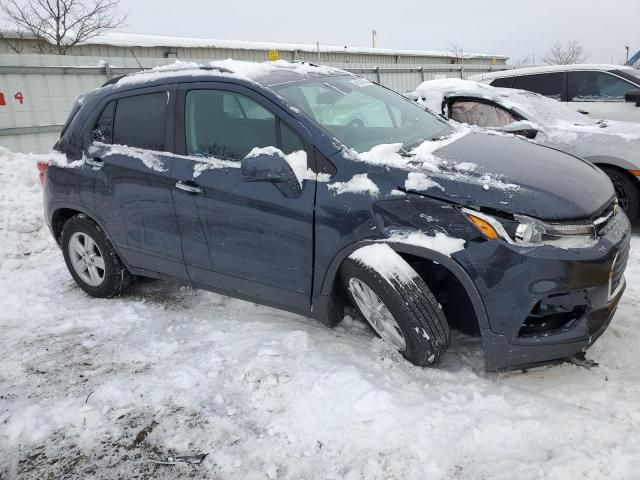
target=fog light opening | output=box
[519,293,588,337]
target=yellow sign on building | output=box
[268,50,280,61]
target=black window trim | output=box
[612,69,640,87]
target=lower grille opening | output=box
[519,291,588,337]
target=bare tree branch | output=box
[448,43,464,64]
[0,0,127,54]
[0,30,26,53]
[542,40,588,65]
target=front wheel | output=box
[601,166,639,221]
[61,215,131,298]
[340,252,450,366]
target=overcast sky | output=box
[3,0,640,63]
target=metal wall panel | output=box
[0,53,509,153]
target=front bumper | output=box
[454,208,631,371]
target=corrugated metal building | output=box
[1,31,509,66]
[0,31,509,152]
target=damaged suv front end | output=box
[457,201,629,370]
[268,68,630,371]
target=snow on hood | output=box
[346,129,521,195]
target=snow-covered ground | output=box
[1,149,640,480]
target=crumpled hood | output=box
[389,132,614,221]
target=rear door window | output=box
[568,71,637,102]
[512,72,566,101]
[112,93,168,150]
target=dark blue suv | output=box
[42,60,631,371]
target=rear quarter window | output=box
[490,77,514,88]
[512,72,566,101]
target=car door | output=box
[568,70,640,122]
[170,82,316,314]
[88,86,188,280]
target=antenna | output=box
[129,47,143,70]
[372,30,377,48]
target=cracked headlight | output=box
[462,208,597,248]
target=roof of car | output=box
[468,64,635,82]
[101,59,351,90]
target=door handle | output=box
[175,180,202,194]
[577,109,590,115]
[85,157,103,169]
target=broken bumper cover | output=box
[455,209,631,371]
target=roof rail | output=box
[101,65,233,87]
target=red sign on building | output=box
[0,93,6,106]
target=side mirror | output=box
[624,89,640,106]
[241,150,302,198]
[499,120,539,139]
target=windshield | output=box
[273,76,452,152]
[506,91,598,126]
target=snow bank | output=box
[328,173,380,196]
[2,148,640,479]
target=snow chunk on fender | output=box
[246,146,328,187]
[328,174,379,196]
[348,244,419,286]
[405,172,443,191]
[386,230,465,257]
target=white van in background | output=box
[469,65,640,123]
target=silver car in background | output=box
[409,79,640,220]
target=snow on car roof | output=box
[106,59,347,89]
[468,63,636,81]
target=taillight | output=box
[37,161,49,186]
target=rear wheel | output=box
[340,255,450,366]
[61,215,131,298]
[601,166,639,221]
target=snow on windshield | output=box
[273,76,452,153]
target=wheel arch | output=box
[584,155,639,179]
[318,240,490,331]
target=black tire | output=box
[601,166,639,222]
[61,214,131,298]
[340,257,450,367]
